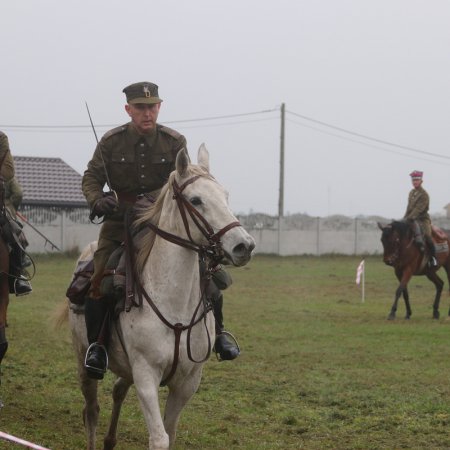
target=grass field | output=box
[1,253,450,449]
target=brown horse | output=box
[378,221,450,320]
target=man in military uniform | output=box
[0,132,32,295]
[404,170,437,266]
[82,82,239,379]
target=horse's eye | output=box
[190,196,202,206]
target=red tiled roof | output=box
[14,156,87,207]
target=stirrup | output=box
[84,343,108,376]
[12,277,32,296]
[213,331,241,361]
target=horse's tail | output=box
[54,300,70,329]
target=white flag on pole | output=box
[356,260,365,285]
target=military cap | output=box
[409,170,423,180]
[122,81,162,104]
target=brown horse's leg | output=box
[388,284,403,320]
[442,250,450,316]
[0,272,9,365]
[0,327,7,363]
[389,269,412,320]
[425,270,444,319]
[402,287,412,320]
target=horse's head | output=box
[161,144,255,267]
[377,220,412,266]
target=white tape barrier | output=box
[0,431,51,449]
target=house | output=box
[13,156,98,253]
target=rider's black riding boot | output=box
[209,282,240,361]
[412,220,425,252]
[425,235,438,267]
[84,296,109,380]
[9,244,32,296]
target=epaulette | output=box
[159,125,182,140]
[102,124,128,140]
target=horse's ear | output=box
[176,148,189,177]
[377,222,384,230]
[197,143,210,173]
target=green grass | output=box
[1,254,450,449]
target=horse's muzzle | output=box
[226,240,255,267]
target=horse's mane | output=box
[390,220,412,238]
[132,164,211,273]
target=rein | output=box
[125,174,242,385]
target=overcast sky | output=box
[2,0,450,218]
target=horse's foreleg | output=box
[402,288,412,319]
[79,367,100,450]
[164,373,202,449]
[388,285,403,320]
[0,325,7,364]
[133,369,169,450]
[103,377,132,450]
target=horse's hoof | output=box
[433,313,440,320]
[387,315,395,321]
[404,316,410,320]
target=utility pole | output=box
[278,103,285,256]
[278,102,285,218]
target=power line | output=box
[0,108,278,130]
[3,106,449,163]
[286,109,450,161]
[287,118,450,167]
[171,116,277,130]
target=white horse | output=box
[67,145,255,450]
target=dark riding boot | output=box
[412,220,425,252]
[209,282,240,361]
[84,296,109,380]
[425,235,438,267]
[9,244,32,296]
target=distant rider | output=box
[0,132,32,295]
[403,170,437,267]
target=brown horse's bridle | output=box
[384,228,414,266]
[146,175,241,261]
[125,174,242,385]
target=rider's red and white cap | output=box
[409,170,423,180]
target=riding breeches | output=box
[90,220,124,299]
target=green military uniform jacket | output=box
[82,122,187,241]
[5,177,23,216]
[404,186,431,234]
[0,132,16,182]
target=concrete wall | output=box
[18,207,450,256]
[19,206,99,253]
[247,217,383,256]
[240,214,450,256]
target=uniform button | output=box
[141,174,145,178]
[161,158,166,162]
[141,153,145,157]
[141,185,146,189]
[121,157,125,161]
[140,143,145,147]
[141,164,145,168]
